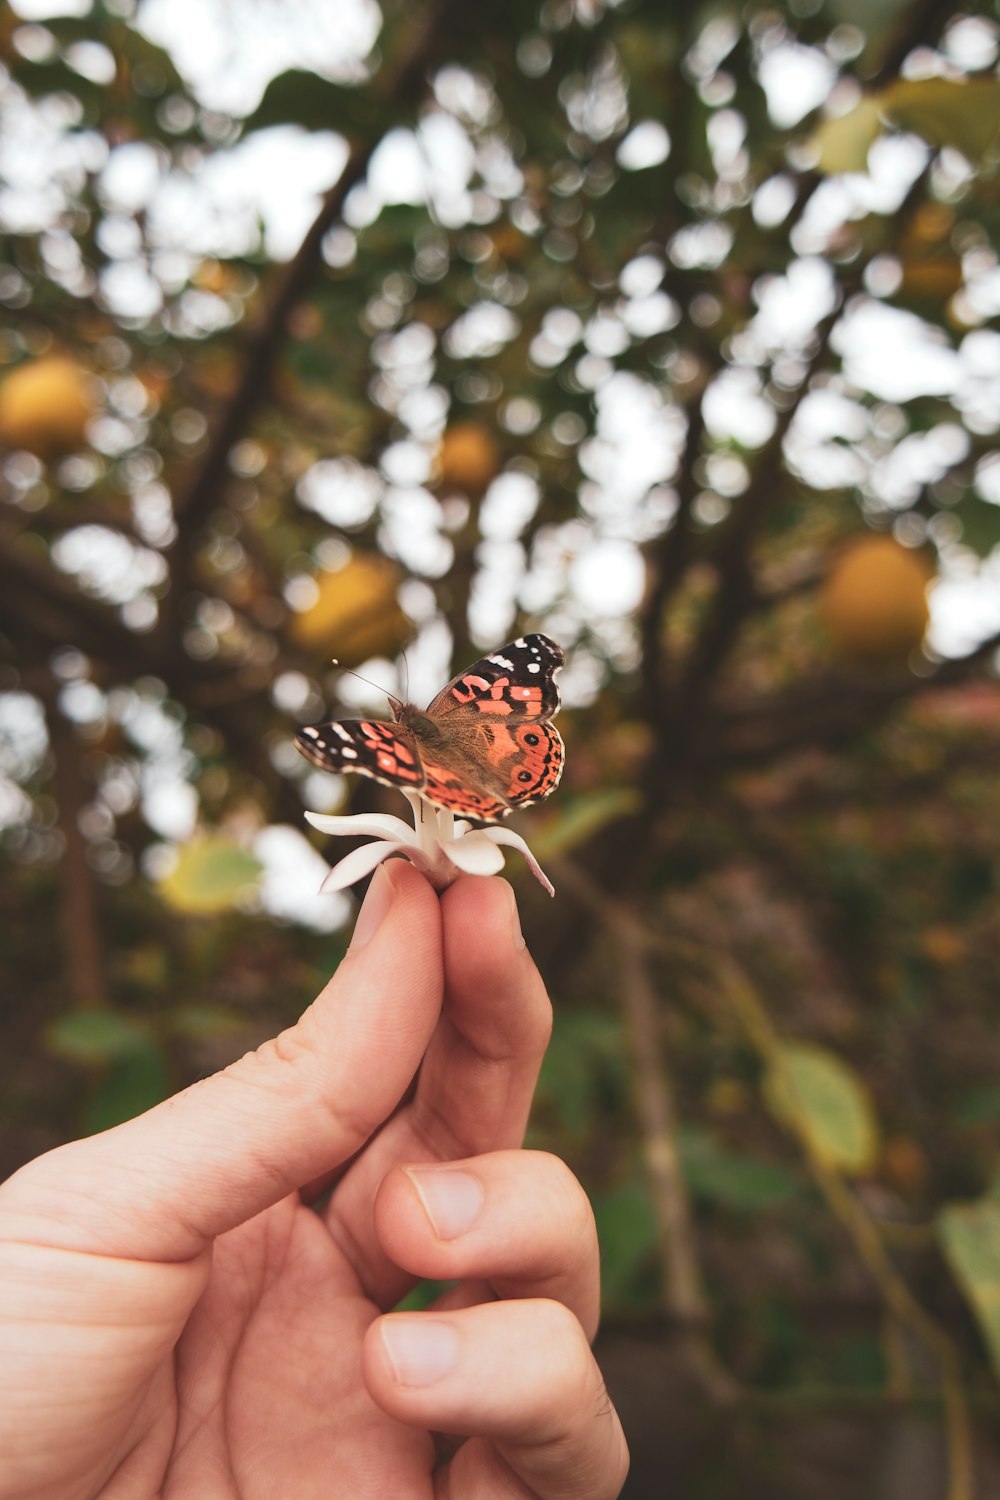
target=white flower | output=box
[305,790,555,897]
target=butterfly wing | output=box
[500,719,565,807]
[294,718,425,793]
[417,633,565,820]
[425,634,564,723]
[418,761,511,823]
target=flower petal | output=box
[318,839,403,893]
[306,810,413,843]
[443,830,507,877]
[480,827,556,897]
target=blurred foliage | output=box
[2,0,1000,1491]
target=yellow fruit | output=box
[289,553,412,664]
[0,355,96,458]
[920,923,966,966]
[907,201,955,247]
[488,224,529,262]
[819,536,932,664]
[436,421,500,494]
[883,1134,927,1192]
[193,258,238,295]
[899,259,964,300]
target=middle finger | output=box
[322,876,552,1307]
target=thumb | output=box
[1,862,442,1261]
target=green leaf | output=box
[937,1199,1000,1379]
[393,1279,452,1312]
[13,57,109,113]
[811,97,884,175]
[764,1041,879,1175]
[679,1127,800,1211]
[883,77,1000,163]
[811,78,1000,179]
[242,69,382,135]
[46,1009,151,1063]
[530,787,640,859]
[83,1040,170,1133]
[957,1085,1000,1128]
[592,1179,658,1307]
[953,495,1000,559]
[826,0,915,64]
[535,1010,627,1138]
[158,837,262,916]
[169,1003,245,1040]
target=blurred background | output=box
[2,0,1000,1493]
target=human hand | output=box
[0,865,628,1499]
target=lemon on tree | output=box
[0,355,96,459]
[289,552,412,666]
[435,421,500,495]
[819,535,933,664]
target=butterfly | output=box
[294,633,565,824]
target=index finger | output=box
[324,876,552,1303]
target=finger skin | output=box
[0,861,442,1261]
[374,1151,601,1340]
[416,874,554,1153]
[325,877,552,1307]
[363,1299,629,1500]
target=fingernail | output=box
[406,1166,484,1240]
[380,1318,459,1387]
[351,863,396,950]
[509,888,526,951]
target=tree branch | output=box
[555,859,736,1403]
[169,2,448,541]
[43,693,107,1011]
[866,0,958,86]
[702,629,1000,767]
[665,941,974,1500]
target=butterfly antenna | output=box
[330,659,402,712]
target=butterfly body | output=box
[295,633,565,824]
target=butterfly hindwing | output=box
[503,720,565,806]
[419,760,510,822]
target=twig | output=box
[640,398,705,729]
[43,694,107,1011]
[866,0,957,85]
[555,860,736,1403]
[667,941,975,1500]
[170,1,448,537]
[703,627,1000,767]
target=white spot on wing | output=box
[488,653,514,669]
[302,726,319,737]
[340,747,358,759]
[527,662,540,672]
[333,724,352,742]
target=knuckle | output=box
[529,1297,593,1397]
[224,1022,373,1146]
[530,1151,598,1246]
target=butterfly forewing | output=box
[426,634,564,723]
[294,718,424,791]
